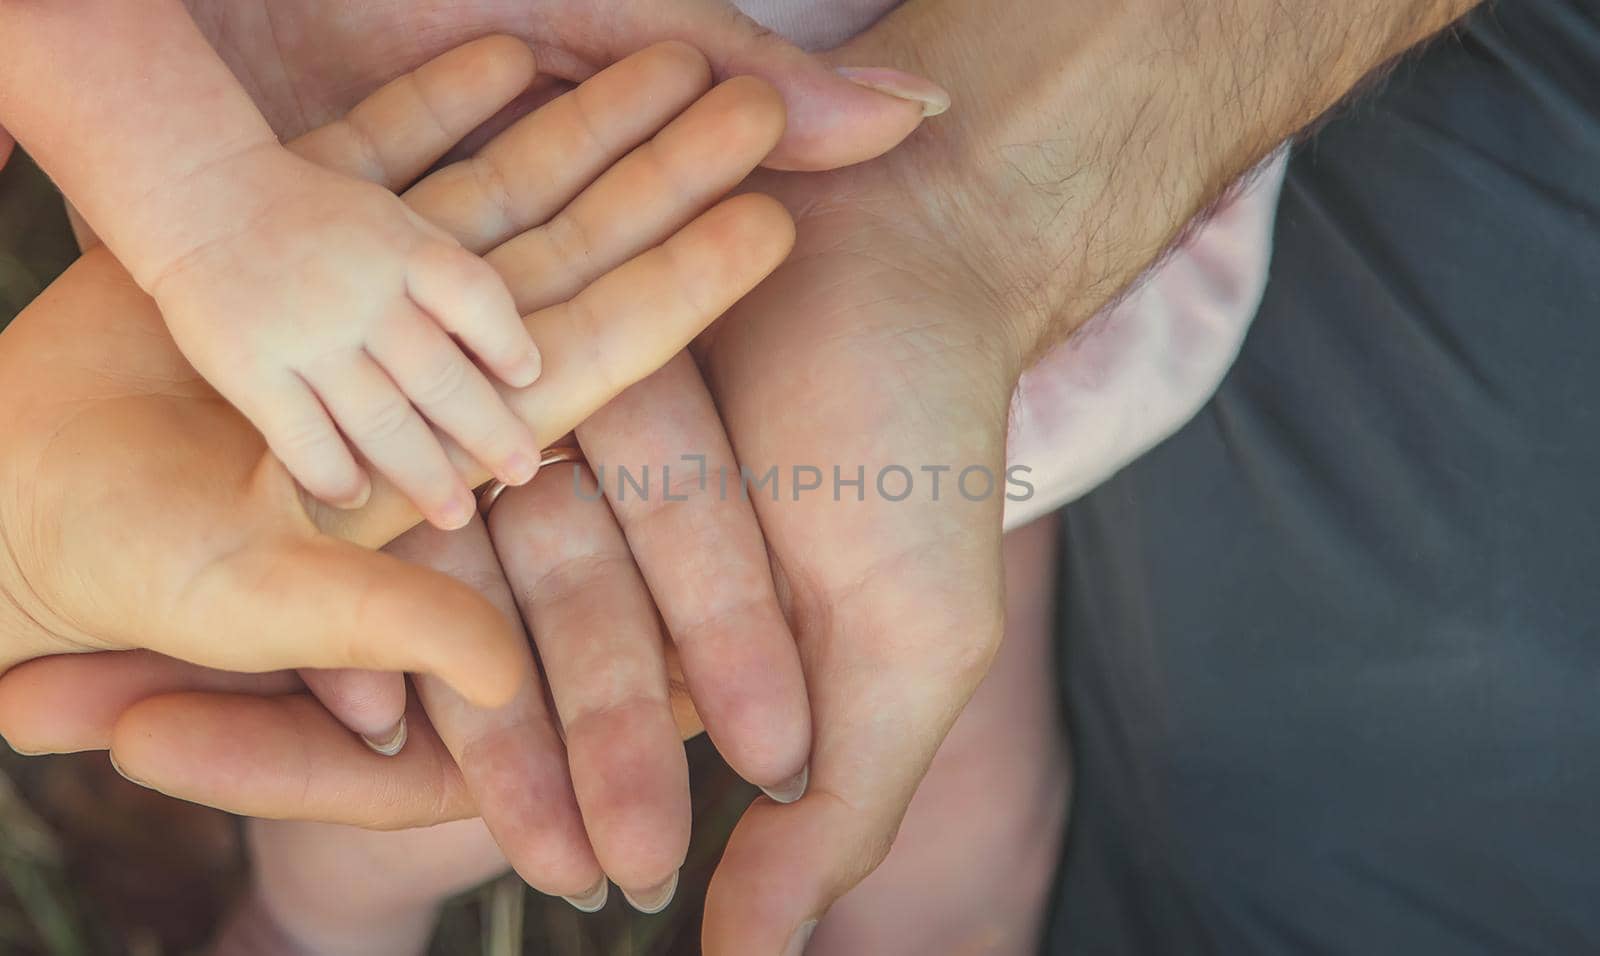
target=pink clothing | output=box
[736,0,1285,528]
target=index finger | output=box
[290,36,538,190]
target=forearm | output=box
[868,0,1480,354]
[0,0,278,287]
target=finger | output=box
[508,195,794,452]
[0,651,299,755]
[406,41,713,253]
[567,0,940,171]
[303,351,475,530]
[172,533,529,708]
[0,125,13,170]
[298,668,409,755]
[290,35,538,190]
[692,493,1006,955]
[489,465,689,909]
[575,355,810,795]
[382,520,604,905]
[404,240,542,387]
[315,194,796,546]
[109,691,475,829]
[366,304,540,486]
[230,372,370,509]
[487,75,785,314]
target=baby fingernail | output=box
[437,490,476,529]
[361,718,408,757]
[835,67,951,117]
[562,877,609,913]
[621,870,679,915]
[341,478,372,511]
[502,451,540,486]
[761,765,810,805]
[785,919,819,956]
[509,349,542,388]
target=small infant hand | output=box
[150,147,542,529]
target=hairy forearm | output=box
[0,0,278,287]
[869,0,1481,354]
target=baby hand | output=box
[148,146,542,529]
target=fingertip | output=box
[321,471,372,511]
[301,475,369,513]
[641,41,714,90]
[711,75,789,159]
[721,193,799,266]
[760,765,810,805]
[496,343,542,390]
[301,667,408,743]
[755,64,935,172]
[424,485,478,532]
[443,618,530,711]
[464,35,540,87]
[361,717,409,757]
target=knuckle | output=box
[408,353,472,408]
[348,396,416,443]
[273,415,338,456]
[467,156,519,236]
[542,213,596,268]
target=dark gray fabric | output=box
[1047,1,1600,953]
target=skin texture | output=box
[0,0,545,527]
[2,0,1485,951]
[183,0,941,171]
[0,37,798,903]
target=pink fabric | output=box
[735,0,1285,528]
[1002,155,1286,528]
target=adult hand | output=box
[186,0,946,171]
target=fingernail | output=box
[835,67,951,117]
[785,919,819,956]
[621,870,679,915]
[361,717,408,757]
[437,490,476,530]
[338,478,372,511]
[562,877,609,913]
[761,765,809,805]
[508,349,542,388]
[501,451,540,487]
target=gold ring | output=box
[478,445,587,518]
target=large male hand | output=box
[689,106,1023,956]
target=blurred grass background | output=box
[0,152,753,955]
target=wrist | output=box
[847,0,1479,357]
[121,137,291,294]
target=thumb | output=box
[165,535,529,709]
[0,126,13,171]
[699,626,998,955]
[703,785,909,956]
[299,667,410,755]
[599,0,949,171]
